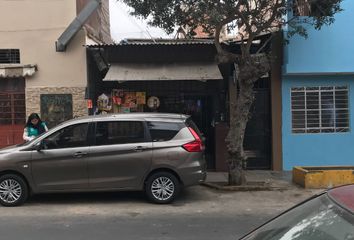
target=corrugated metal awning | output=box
[103,62,223,82]
[0,64,37,78]
[86,38,215,47]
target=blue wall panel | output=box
[282,75,354,170]
[284,0,354,74]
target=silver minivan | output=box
[0,113,206,206]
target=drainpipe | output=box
[56,0,101,52]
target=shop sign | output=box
[87,99,93,109]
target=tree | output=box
[120,0,342,185]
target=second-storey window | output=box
[0,49,20,64]
[291,86,349,133]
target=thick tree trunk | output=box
[226,63,260,186]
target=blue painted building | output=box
[282,0,354,170]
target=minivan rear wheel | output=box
[0,174,28,207]
[145,172,180,204]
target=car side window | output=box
[147,121,184,142]
[43,123,89,149]
[94,121,146,146]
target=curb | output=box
[201,182,288,191]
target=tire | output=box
[145,172,180,204]
[0,174,28,207]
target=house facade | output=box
[282,0,354,169]
[0,0,111,148]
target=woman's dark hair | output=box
[25,113,46,134]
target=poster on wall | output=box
[109,89,147,113]
[124,92,137,108]
[136,92,146,105]
[112,96,122,105]
[40,94,73,129]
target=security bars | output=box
[0,49,20,64]
[291,86,349,133]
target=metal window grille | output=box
[291,86,349,134]
[0,49,20,64]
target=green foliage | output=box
[120,0,342,41]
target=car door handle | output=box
[73,152,87,158]
[133,146,146,152]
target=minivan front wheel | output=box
[145,172,180,204]
[0,174,28,207]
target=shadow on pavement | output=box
[27,191,147,205]
[25,186,207,206]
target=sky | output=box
[109,0,172,42]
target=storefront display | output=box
[97,93,111,114]
[96,89,147,114]
[147,96,160,110]
[136,92,146,105]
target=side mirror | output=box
[33,141,44,151]
[33,139,52,151]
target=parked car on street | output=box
[0,113,206,207]
[239,184,354,240]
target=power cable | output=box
[111,1,156,41]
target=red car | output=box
[240,184,354,240]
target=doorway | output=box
[244,77,272,169]
[0,78,26,148]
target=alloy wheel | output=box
[151,176,175,201]
[0,179,22,204]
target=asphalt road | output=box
[0,185,319,240]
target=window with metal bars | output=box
[291,86,349,134]
[0,49,20,64]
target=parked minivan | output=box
[0,113,206,206]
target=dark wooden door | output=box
[0,78,26,148]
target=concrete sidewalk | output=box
[204,170,295,190]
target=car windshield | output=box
[242,193,354,240]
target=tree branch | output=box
[214,15,241,63]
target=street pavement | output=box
[0,174,322,240]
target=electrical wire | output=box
[111,1,157,41]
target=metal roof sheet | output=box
[86,38,215,47]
